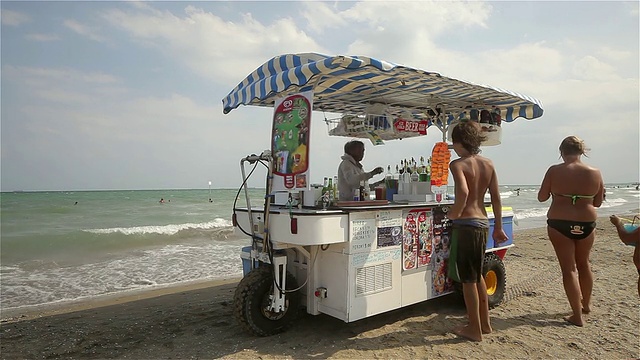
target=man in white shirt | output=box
[337,140,384,201]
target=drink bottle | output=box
[410,164,419,195]
[401,162,411,195]
[419,156,428,182]
[321,177,330,208]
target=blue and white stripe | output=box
[222,53,544,123]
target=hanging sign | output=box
[271,91,312,191]
[393,119,428,135]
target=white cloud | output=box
[572,55,619,81]
[26,33,61,42]
[300,2,348,33]
[3,63,259,152]
[1,9,30,26]
[302,1,491,68]
[3,66,119,85]
[597,46,633,62]
[302,0,491,41]
[63,19,107,42]
[101,5,327,86]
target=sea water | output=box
[1,185,638,311]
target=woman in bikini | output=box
[538,136,604,327]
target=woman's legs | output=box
[548,226,583,326]
[574,232,595,313]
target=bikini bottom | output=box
[547,219,596,240]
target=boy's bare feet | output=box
[564,314,584,327]
[454,325,483,342]
[482,325,493,334]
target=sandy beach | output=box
[2,215,639,359]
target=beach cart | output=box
[222,53,544,336]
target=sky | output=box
[1,1,638,192]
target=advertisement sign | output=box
[393,119,428,135]
[271,91,312,191]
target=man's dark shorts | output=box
[447,224,488,283]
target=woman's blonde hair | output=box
[559,136,589,156]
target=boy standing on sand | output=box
[447,121,508,342]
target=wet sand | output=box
[1,215,639,359]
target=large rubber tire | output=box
[483,253,506,308]
[233,266,301,336]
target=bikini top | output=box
[553,193,595,205]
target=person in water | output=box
[609,215,640,297]
[447,121,508,342]
[538,136,604,326]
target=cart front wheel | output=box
[233,266,300,336]
[483,253,506,308]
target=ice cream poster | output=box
[402,209,432,271]
[402,210,419,271]
[431,207,454,296]
[271,91,312,190]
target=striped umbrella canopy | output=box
[222,53,544,125]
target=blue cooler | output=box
[487,209,514,249]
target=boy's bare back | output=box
[449,155,499,219]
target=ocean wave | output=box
[1,242,244,310]
[85,218,233,236]
[599,198,627,209]
[513,207,549,220]
[484,192,513,200]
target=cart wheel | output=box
[233,266,301,336]
[483,253,506,308]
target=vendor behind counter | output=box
[337,140,384,201]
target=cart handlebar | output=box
[242,150,272,164]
